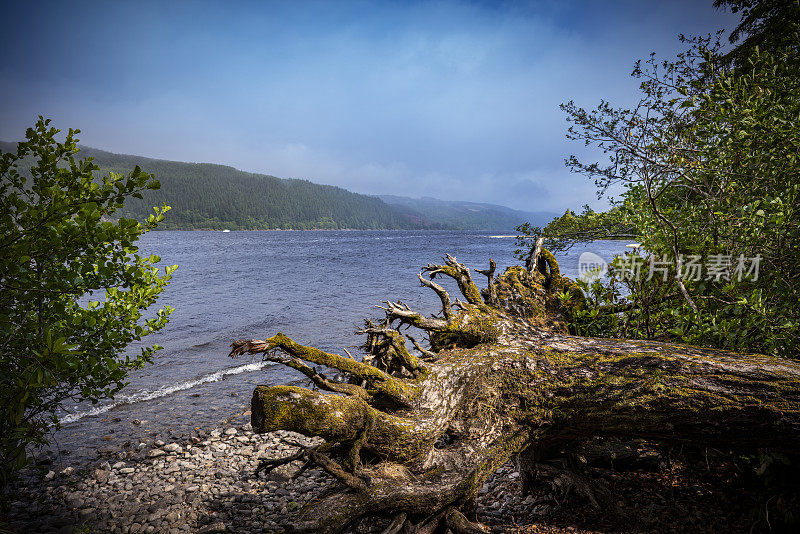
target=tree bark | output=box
[230,253,800,533]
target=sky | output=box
[0,0,738,213]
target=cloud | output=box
[0,0,737,212]
[508,178,551,202]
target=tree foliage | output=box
[715,0,800,67]
[0,118,176,506]
[518,10,799,357]
[515,205,636,255]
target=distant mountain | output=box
[379,195,556,232]
[0,141,553,231]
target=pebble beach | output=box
[7,417,539,534]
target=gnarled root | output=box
[423,254,484,305]
[230,251,800,532]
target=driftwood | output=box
[230,251,800,533]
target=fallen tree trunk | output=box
[230,252,800,533]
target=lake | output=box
[50,231,629,463]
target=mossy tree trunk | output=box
[230,251,800,533]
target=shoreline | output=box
[149,228,518,232]
[7,414,759,534]
[7,417,532,534]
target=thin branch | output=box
[417,273,453,319]
[422,254,483,305]
[378,301,448,332]
[230,334,417,406]
[474,258,497,304]
[407,334,438,360]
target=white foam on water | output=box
[488,235,515,238]
[59,361,270,424]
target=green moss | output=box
[252,385,369,440]
[490,264,570,332]
[268,333,421,405]
[505,346,800,431]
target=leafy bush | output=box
[0,118,176,508]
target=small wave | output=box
[60,361,271,424]
[488,235,515,238]
[374,235,424,241]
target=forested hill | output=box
[379,195,555,232]
[88,145,432,230]
[0,141,433,230]
[0,141,552,231]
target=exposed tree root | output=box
[230,251,800,532]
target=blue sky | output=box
[0,0,737,212]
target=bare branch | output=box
[422,254,483,305]
[417,273,452,319]
[254,449,305,476]
[255,443,367,490]
[407,334,438,361]
[261,351,367,398]
[308,448,368,490]
[231,334,418,406]
[475,258,497,305]
[378,301,448,332]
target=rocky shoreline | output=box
[7,419,540,534]
[8,416,757,534]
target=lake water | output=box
[50,231,629,463]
